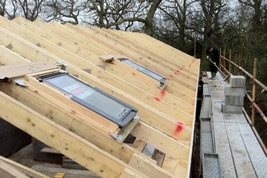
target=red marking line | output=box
[253,102,260,110]
[174,122,184,135]
[160,90,166,97]
[153,97,161,101]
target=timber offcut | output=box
[0,16,200,178]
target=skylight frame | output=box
[119,58,167,85]
[37,72,138,127]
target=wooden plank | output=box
[129,153,173,178]
[185,62,200,178]
[116,116,140,143]
[120,168,147,178]
[0,45,31,64]
[0,91,147,178]
[0,160,29,178]
[0,61,58,79]
[99,55,115,63]
[0,23,193,141]
[132,139,146,152]
[162,156,188,178]
[0,156,48,178]
[132,122,190,159]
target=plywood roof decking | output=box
[0,16,200,178]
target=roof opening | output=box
[119,58,167,85]
[37,72,138,127]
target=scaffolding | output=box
[208,48,267,154]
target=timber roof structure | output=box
[0,16,200,178]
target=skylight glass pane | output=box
[45,74,130,120]
[85,92,130,120]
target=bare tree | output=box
[5,0,19,19]
[187,0,228,60]
[85,0,162,35]
[238,0,263,28]
[144,0,162,35]
[45,0,84,24]
[44,0,162,35]
[82,0,137,29]
[17,0,44,21]
[2,0,44,20]
[158,0,197,51]
[0,0,7,16]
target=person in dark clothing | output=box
[206,47,219,79]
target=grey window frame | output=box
[119,58,167,84]
[37,73,138,127]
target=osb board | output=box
[0,61,58,79]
